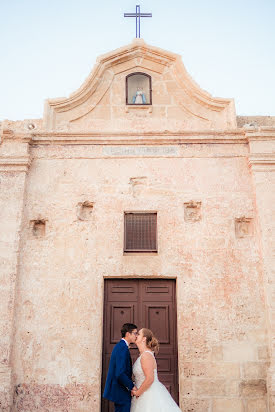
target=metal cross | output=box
[124,5,152,38]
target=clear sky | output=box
[0,0,274,120]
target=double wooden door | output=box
[101,279,178,412]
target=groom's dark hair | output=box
[121,323,137,337]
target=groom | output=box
[103,323,138,412]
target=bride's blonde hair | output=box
[142,328,160,354]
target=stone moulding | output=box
[246,126,275,138]
[125,105,153,114]
[28,129,246,145]
[248,154,275,172]
[0,128,31,171]
[2,126,275,149]
[0,152,30,172]
[171,60,232,113]
[43,38,236,130]
[247,127,275,171]
[248,153,275,165]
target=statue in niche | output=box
[132,87,146,104]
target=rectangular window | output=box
[124,212,157,252]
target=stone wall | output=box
[0,134,30,411]
[237,116,275,128]
[7,136,269,412]
[248,130,275,412]
[0,39,274,412]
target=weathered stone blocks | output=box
[239,379,267,397]
[12,383,98,412]
[1,39,275,412]
[243,362,269,380]
[212,398,244,412]
[245,398,268,412]
[181,398,210,412]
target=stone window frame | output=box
[124,211,158,253]
[125,72,152,105]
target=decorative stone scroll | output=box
[43,38,236,130]
[184,201,202,222]
[235,216,253,238]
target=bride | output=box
[130,328,182,412]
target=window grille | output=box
[124,212,157,252]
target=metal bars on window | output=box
[124,212,157,252]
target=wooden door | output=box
[101,279,178,412]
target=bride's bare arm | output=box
[134,353,155,397]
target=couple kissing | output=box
[103,323,181,412]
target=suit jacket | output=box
[103,339,134,403]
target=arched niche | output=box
[126,72,152,105]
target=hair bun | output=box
[142,328,160,354]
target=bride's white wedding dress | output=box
[130,351,181,412]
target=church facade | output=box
[0,39,274,412]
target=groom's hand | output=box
[131,386,137,396]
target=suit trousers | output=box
[114,400,131,412]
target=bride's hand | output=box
[131,387,137,397]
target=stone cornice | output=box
[2,126,275,148]
[30,129,246,145]
[0,129,31,171]
[0,128,32,143]
[245,126,275,141]
[248,153,275,171]
[0,156,30,172]
[246,127,275,171]
[249,153,275,164]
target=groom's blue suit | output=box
[103,339,134,412]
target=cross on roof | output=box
[124,5,152,38]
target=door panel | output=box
[144,304,170,343]
[110,304,137,343]
[101,279,178,412]
[107,281,139,302]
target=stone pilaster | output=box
[248,127,275,412]
[0,128,30,411]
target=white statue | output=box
[132,87,146,104]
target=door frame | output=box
[100,277,179,411]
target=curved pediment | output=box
[43,38,236,131]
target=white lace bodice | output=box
[133,351,158,388]
[130,352,182,412]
